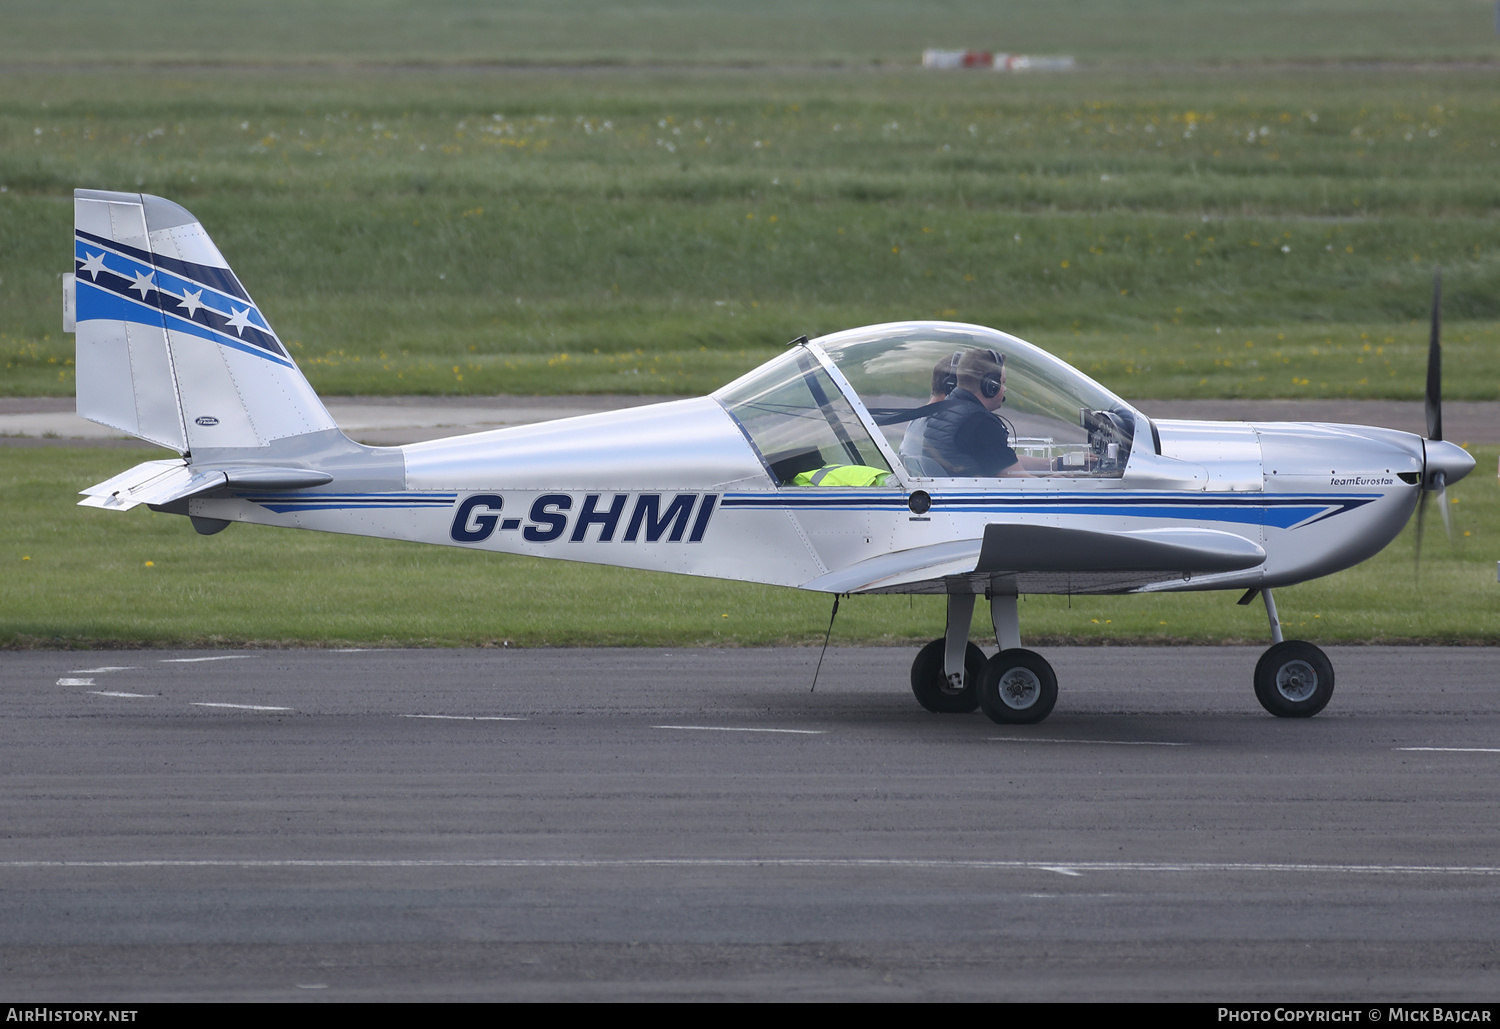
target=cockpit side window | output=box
[714,350,895,487]
[820,327,1138,479]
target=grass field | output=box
[4,64,1499,398]
[4,446,1497,649]
[4,1,1498,66]
[3,4,1498,647]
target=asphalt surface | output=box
[4,646,1499,1001]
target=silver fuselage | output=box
[185,397,1442,597]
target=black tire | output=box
[910,638,984,713]
[978,648,1058,725]
[1254,640,1334,718]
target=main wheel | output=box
[1253,640,1334,718]
[910,638,984,713]
[978,648,1058,725]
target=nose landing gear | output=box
[1253,640,1335,717]
[1244,587,1335,718]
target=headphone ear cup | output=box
[980,349,1003,398]
[940,374,958,395]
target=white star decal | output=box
[224,306,255,336]
[176,288,204,320]
[129,269,156,299]
[78,251,109,280]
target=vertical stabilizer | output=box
[69,189,337,453]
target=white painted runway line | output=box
[988,736,1189,747]
[655,725,827,735]
[55,678,95,687]
[162,655,251,663]
[1396,747,1500,754]
[192,702,293,712]
[402,714,526,721]
[70,666,138,674]
[89,691,159,699]
[5,858,1500,877]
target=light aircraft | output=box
[63,189,1475,723]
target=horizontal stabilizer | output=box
[79,460,334,511]
[79,459,225,511]
[977,524,1265,574]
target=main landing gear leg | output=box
[909,594,983,713]
[1262,587,1284,644]
[1249,586,1335,718]
[990,593,1020,651]
[977,592,1057,725]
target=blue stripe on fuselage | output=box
[240,492,457,514]
[719,491,1382,529]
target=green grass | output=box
[8,0,1500,66]
[3,0,1498,66]
[4,446,1497,648]
[5,65,1500,398]
[3,6,1498,649]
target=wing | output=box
[801,522,1266,595]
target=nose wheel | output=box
[1254,640,1335,718]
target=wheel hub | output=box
[1275,660,1318,702]
[998,667,1041,709]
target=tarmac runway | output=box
[3,645,1499,1001]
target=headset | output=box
[978,348,1005,400]
[938,352,961,396]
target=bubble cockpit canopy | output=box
[714,322,1147,486]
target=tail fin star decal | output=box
[225,306,255,336]
[177,288,204,319]
[78,251,109,279]
[128,269,156,299]
[74,236,287,363]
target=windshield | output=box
[815,322,1143,479]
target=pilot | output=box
[897,353,962,474]
[922,348,1028,477]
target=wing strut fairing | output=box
[802,522,1264,595]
